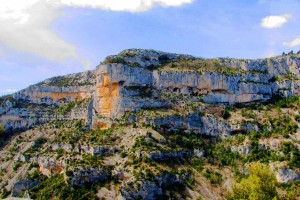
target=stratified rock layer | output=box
[1,49,300,132]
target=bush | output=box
[207,143,238,166]
[120,151,128,158]
[295,115,300,122]
[103,57,126,64]
[29,174,98,200]
[221,110,231,119]
[203,169,222,184]
[231,163,277,200]
[13,162,22,171]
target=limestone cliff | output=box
[0,49,299,132]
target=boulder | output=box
[14,154,29,162]
[193,149,204,158]
[120,180,163,200]
[147,150,191,161]
[70,168,111,187]
[11,179,39,197]
[231,145,251,155]
[38,157,64,177]
[276,169,300,183]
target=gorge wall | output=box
[0,49,299,133]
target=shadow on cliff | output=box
[0,128,28,150]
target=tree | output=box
[288,50,294,55]
[231,163,278,200]
[221,109,231,119]
[282,52,286,56]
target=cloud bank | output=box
[261,14,291,29]
[0,1,77,62]
[0,0,193,68]
[283,36,300,47]
[58,0,193,12]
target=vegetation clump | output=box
[160,59,250,75]
[230,163,278,200]
[221,109,231,119]
[103,56,127,64]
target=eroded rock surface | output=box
[1,49,299,133]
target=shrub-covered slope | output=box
[0,49,299,199]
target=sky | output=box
[1,0,300,95]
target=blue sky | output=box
[0,0,300,95]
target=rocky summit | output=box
[0,49,300,199]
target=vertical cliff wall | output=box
[0,49,299,131]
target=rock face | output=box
[120,180,163,200]
[38,157,64,177]
[70,168,111,187]
[0,49,300,132]
[14,154,29,162]
[12,179,39,197]
[147,150,192,161]
[231,145,252,155]
[276,169,300,183]
[120,173,184,200]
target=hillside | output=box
[0,49,300,199]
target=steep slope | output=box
[0,49,300,199]
[1,49,299,132]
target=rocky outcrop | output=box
[194,149,205,158]
[231,145,252,155]
[120,172,185,200]
[11,179,39,197]
[13,70,96,105]
[155,173,184,189]
[147,113,232,137]
[14,154,29,162]
[52,143,73,152]
[147,150,191,161]
[70,168,111,187]
[0,49,299,132]
[80,145,115,155]
[276,169,300,183]
[38,157,64,177]
[120,180,163,200]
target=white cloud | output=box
[58,0,193,12]
[0,0,77,62]
[261,14,292,29]
[0,0,193,68]
[283,36,300,47]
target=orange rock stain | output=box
[94,73,120,129]
[97,73,120,116]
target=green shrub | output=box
[13,162,22,171]
[231,163,277,200]
[221,110,231,119]
[191,158,204,172]
[118,52,136,58]
[120,151,128,158]
[281,142,300,168]
[295,114,300,122]
[241,109,256,119]
[29,174,98,200]
[103,57,126,64]
[206,143,238,166]
[203,169,222,184]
